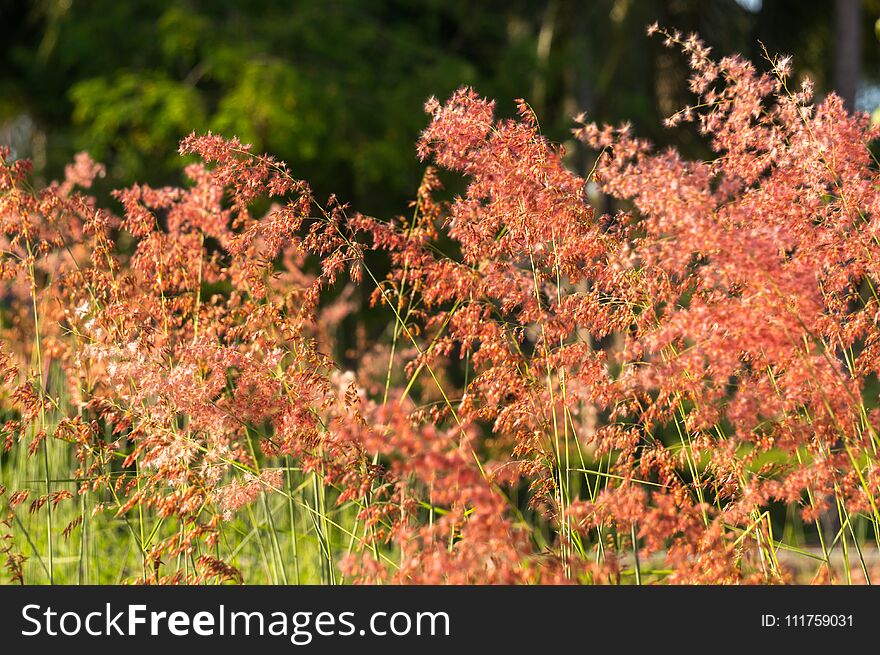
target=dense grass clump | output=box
[2,29,880,584]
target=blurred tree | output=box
[2,0,536,213]
[835,0,862,109]
[1,0,879,215]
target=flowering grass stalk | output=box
[1,27,880,584]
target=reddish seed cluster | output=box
[1,29,879,584]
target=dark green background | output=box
[2,0,879,216]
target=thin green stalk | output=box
[286,456,301,584]
[631,522,642,586]
[26,244,53,584]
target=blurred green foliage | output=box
[2,0,880,215]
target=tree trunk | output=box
[834,0,861,110]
